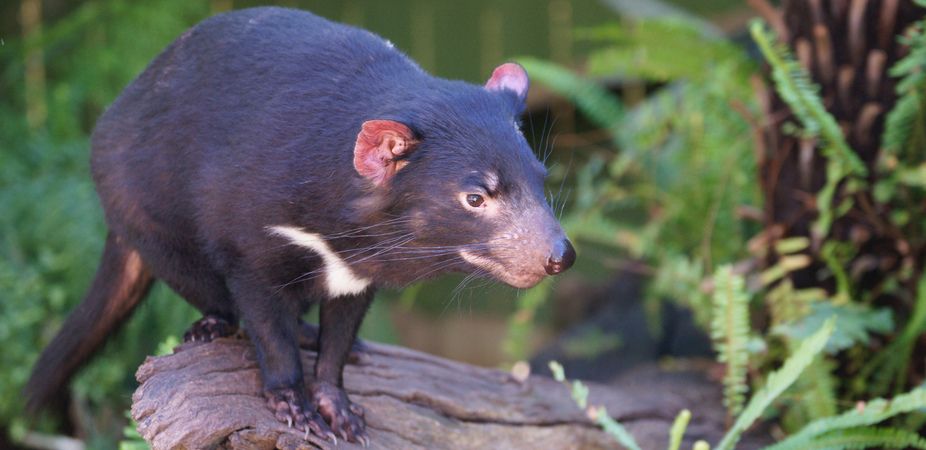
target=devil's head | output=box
[350,63,575,289]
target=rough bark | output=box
[131,337,769,449]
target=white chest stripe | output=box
[267,225,372,297]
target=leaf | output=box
[774,303,893,353]
[765,388,926,450]
[749,20,866,177]
[799,427,926,449]
[592,406,643,450]
[715,318,835,450]
[667,409,691,450]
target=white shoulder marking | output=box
[268,225,372,298]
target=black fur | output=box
[26,7,572,444]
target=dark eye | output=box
[466,194,485,207]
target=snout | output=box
[544,238,576,275]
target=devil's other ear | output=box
[353,120,418,187]
[484,62,529,109]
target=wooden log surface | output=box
[131,336,770,449]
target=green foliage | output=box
[715,318,834,450]
[798,427,926,449]
[0,0,209,442]
[533,8,926,446]
[552,317,836,450]
[667,409,691,450]
[749,20,866,238]
[710,266,750,417]
[748,20,865,177]
[861,273,926,395]
[118,413,149,450]
[766,387,926,450]
[528,18,761,335]
[882,19,926,159]
[773,302,893,354]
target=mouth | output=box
[459,250,547,289]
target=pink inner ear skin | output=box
[353,120,417,187]
[485,62,529,99]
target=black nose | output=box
[545,238,576,275]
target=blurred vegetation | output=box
[1,0,214,445]
[519,2,926,448]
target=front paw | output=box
[311,381,368,446]
[264,387,338,443]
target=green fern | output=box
[766,387,926,449]
[749,20,865,177]
[882,18,926,159]
[750,20,866,237]
[793,356,838,422]
[710,265,750,417]
[790,427,926,450]
[715,318,835,450]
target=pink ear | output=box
[485,62,529,101]
[353,120,418,187]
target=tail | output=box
[25,232,154,413]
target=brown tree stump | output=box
[131,337,768,449]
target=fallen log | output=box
[131,336,769,449]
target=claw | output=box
[304,425,310,440]
[287,416,293,428]
[359,435,370,448]
[328,432,338,445]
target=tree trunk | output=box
[757,0,923,282]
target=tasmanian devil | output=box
[25,6,576,445]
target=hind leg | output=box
[164,270,239,343]
[184,314,238,342]
[127,237,239,341]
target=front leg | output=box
[313,289,375,445]
[227,274,336,442]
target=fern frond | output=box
[792,356,838,421]
[802,427,926,449]
[715,318,835,450]
[750,19,867,236]
[768,427,926,450]
[710,265,750,417]
[749,20,866,177]
[882,19,926,159]
[765,387,926,450]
